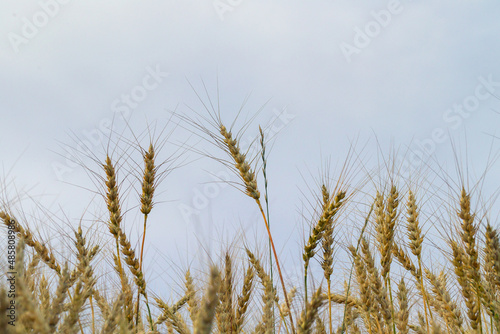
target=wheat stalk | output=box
[217,122,294,332]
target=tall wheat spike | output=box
[218,122,294,331]
[136,143,157,328]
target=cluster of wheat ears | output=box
[1,107,500,334]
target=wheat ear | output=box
[457,188,483,332]
[374,186,399,334]
[136,143,157,328]
[348,245,375,334]
[278,286,297,334]
[15,238,50,334]
[484,223,500,289]
[361,237,391,331]
[101,294,125,334]
[103,155,153,328]
[406,190,432,331]
[396,278,410,334]
[185,269,200,324]
[234,264,254,333]
[219,123,294,332]
[297,287,325,334]
[218,253,234,333]
[47,264,71,331]
[103,156,124,271]
[112,252,134,325]
[425,269,464,333]
[340,202,374,334]
[450,240,480,331]
[194,267,221,334]
[153,294,188,328]
[483,223,500,332]
[1,212,61,274]
[315,316,326,334]
[304,188,345,324]
[320,185,334,334]
[246,248,276,334]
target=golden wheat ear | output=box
[153,293,188,329]
[47,263,71,331]
[138,143,157,272]
[403,190,431,331]
[1,212,62,275]
[424,269,463,332]
[360,237,392,331]
[233,264,254,334]
[140,143,157,216]
[136,142,158,330]
[184,269,200,324]
[297,287,325,334]
[103,155,154,329]
[484,223,500,288]
[100,293,126,334]
[217,253,234,333]
[348,244,374,333]
[483,222,500,332]
[332,292,360,334]
[449,188,483,332]
[194,266,221,334]
[303,185,346,328]
[14,238,51,334]
[246,248,278,333]
[315,316,326,334]
[396,278,410,334]
[164,305,190,334]
[102,154,126,289]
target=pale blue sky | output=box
[1,1,500,290]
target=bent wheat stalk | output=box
[218,123,295,332]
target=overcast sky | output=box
[2,1,500,291]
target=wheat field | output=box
[1,109,499,334]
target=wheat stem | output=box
[256,199,295,333]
